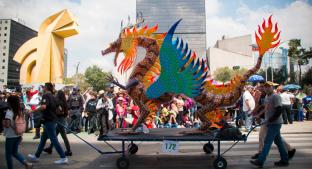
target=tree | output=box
[232,67,248,77]
[84,65,110,91]
[258,66,288,84]
[302,67,312,86]
[213,67,233,82]
[273,65,288,84]
[288,39,312,84]
[64,73,90,91]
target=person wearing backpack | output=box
[27,83,68,164]
[3,95,32,169]
[42,90,72,156]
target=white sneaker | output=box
[54,158,68,164]
[28,154,39,162]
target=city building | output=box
[113,0,207,84]
[136,0,206,58]
[207,35,254,75]
[0,19,37,89]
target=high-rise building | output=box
[136,0,206,58]
[113,0,207,84]
[0,19,37,89]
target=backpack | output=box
[14,115,26,136]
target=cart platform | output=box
[97,128,246,169]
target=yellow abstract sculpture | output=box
[13,9,78,84]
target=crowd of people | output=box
[0,82,312,169]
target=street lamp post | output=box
[75,62,80,86]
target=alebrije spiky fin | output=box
[255,15,281,56]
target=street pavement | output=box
[0,121,312,169]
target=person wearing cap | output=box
[250,81,289,167]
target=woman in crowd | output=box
[3,95,32,169]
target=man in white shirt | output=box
[243,85,256,131]
[96,94,114,136]
[280,90,294,124]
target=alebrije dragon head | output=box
[102,24,166,74]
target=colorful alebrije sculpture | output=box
[102,15,280,132]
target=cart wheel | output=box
[203,143,214,154]
[213,157,227,169]
[235,119,243,128]
[116,157,130,169]
[128,143,138,155]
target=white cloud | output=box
[205,0,220,16]
[206,0,312,49]
[1,0,311,77]
[0,0,136,77]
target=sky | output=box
[0,0,311,77]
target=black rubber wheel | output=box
[116,157,130,169]
[235,119,244,128]
[128,143,138,155]
[213,157,227,169]
[203,143,214,154]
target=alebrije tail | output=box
[197,15,281,107]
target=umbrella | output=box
[283,84,301,90]
[248,74,264,83]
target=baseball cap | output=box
[264,81,279,86]
[99,90,105,95]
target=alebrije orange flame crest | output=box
[118,25,163,74]
[255,15,281,56]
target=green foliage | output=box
[64,73,90,92]
[273,65,288,84]
[302,67,312,86]
[214,67,233,82]
[257,66,288,84]
[84,65,110,91]
[232,67,248,77]
[288,39,312,84]
[214,67,249,83]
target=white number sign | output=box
[162,140,179,153]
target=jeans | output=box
[258,124,288,164]
[99,111,109,135]
[35,121,65,158]
[282,105,292,124]
[47,117,71,152]
[298,108,304,121]
[88,113,98,133]
[5,137,26,169]
[244,111,253,130]
[69,109,81,131]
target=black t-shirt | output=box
[40,92,57,122]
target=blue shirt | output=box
[303,96,312,110]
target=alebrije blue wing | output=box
[146,19,207,99]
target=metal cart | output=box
[97,128,246,169]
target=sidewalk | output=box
[280,121,312,134]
